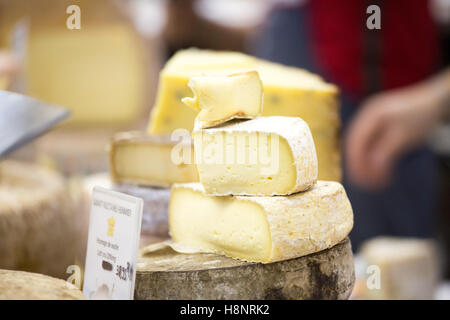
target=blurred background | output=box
[0,0,449,299]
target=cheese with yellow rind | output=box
[149,49,338,133]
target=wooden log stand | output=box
[135,238,355,300]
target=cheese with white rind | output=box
[110,131,198,188]
[136,238,355,300]
[0,269,85,300]
[193,116,318,196]
[182,71,263,128]
[169,181,353,263]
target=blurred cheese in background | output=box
[34,128,116,175]
[25,0,149,127]
[0,0,166,176]
[27,24,145,126]
[1,0,164,128]
[0,160,81,279]
[0,269,86,300]
[353,237,440,300]
[80,172,172,246]
[148,48,341,181]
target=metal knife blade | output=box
[0,90,70,157]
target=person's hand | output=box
[0,51,18,89]
[345,79,446,190]
[0,51,17,75]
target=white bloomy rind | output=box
[169,181,354,263]
[193,116,318,196]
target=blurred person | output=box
[250,0,448,250]
[346,68,450,189]
[163,0,263,57]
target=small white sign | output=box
[83,187,143,300]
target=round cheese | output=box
[169,181,353,263]
[0,160,80,278]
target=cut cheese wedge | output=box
[182,71,263,128]
[193,116,318,196]
[169,181,354,263]
[110,131,198,187]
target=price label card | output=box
[83,187,143,300]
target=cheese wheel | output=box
[0,160,80,278]
[0,269,85,300]
[169,181,353,263]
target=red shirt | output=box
[309,0,440,101]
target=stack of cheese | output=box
[168,71,353,263]
[110,49,345,245]
[109,132,198,237]
[148,49,341,182]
